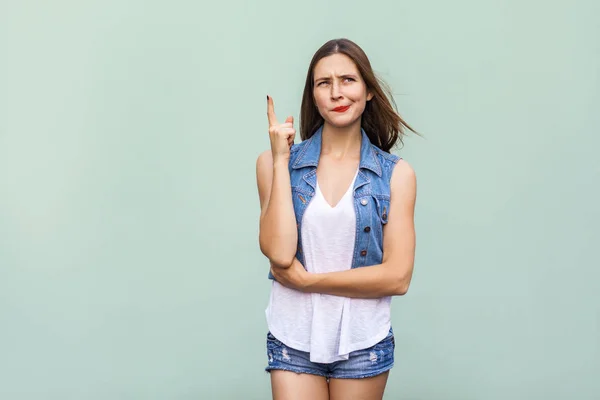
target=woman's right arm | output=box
[256,96,298,269]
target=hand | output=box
[270,258,312,292]
[267,96,295,162]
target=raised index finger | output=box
[267,96,278,127]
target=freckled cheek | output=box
[313,95,327,112]
[347,88,368,103]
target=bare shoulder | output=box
[256,149,273,180]
[390,159,417,203]
[256,150,273,209]
[256,149,273,169]
[391,159,416,188]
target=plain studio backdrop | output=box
[1,1,598,399]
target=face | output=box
[312,53,373,129]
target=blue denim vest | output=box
[267,125,400,280]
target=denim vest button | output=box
[360,199,368,205]
[360,250,367,256]
[364,226,371,232]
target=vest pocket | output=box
[374,197,390,225]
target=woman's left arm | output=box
[270,160,417,299]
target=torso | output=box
[265,125,397,363]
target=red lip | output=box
[332,105,350,112]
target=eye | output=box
[317,81,329,86]
[343,77,355,83]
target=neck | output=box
[321,120,362,160]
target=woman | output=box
[256,38,417,400]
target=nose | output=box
[330,82,342,100]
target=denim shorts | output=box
[265,328,395,379]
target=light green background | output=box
[1,0,599,399]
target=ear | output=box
[367,91,374,101]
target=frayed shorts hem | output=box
[265,366,329,378]
[265,363,394,380]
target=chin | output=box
[324,115,361,129]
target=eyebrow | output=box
[314,74,358,83]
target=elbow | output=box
[266,249,294,269]
[394,281,410,296]
[270,258,294,269]
[259,234,296,268]
[259,242,294,269]
[391,270,413,296]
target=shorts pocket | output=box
[373,330,395,352]
[266,332,282,347]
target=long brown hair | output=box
[300,38,417,152]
